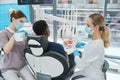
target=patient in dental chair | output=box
[32,20,68,59]
[32,20,75,79]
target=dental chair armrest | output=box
[71,75,85,80]
[65,54,76,80]
[0,70,3,78]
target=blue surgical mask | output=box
[85,27,92,34]
[15,22,24,30]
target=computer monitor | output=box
[18,0,53,5]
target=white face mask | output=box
[15,22,24,30]
[85,26,93,34]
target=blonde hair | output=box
[89,13,110,48]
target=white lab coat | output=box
[73,39,105,80]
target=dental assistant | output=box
[72,13,110,80]
[0,10,35,80]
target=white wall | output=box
[0,0,17,4]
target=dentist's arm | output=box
[73,48,102,70]
[3,35,15,54]
[73,50,90,69]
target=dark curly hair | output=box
[33,20,48,35]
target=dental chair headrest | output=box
[26,35,48,56]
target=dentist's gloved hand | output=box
[75,42,86,48]
[16,30,28,37]
[73,49,80,56]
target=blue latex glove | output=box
[75,42,86,48]
[16,30,28,37]
[73,49,80,56]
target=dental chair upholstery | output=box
[24,35,75,80]
[0,49,4,79]
[0,66,3,79]
[0,71,4,80]
[71,60,109,80]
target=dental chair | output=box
[0,49,4,80]
[0,69,3,79]
[24,35,75,80]
[71,60,109,80]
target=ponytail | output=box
[101,26,110,48]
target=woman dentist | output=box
[0,10,35,80]
[72,13,110,80]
